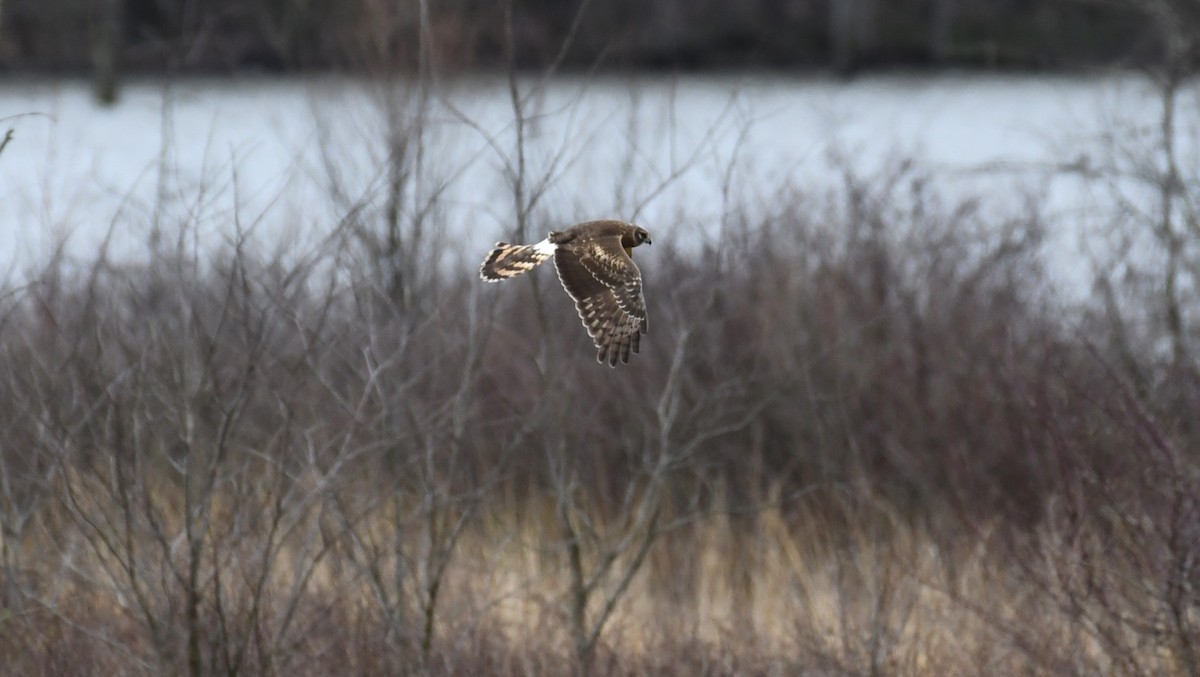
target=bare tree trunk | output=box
[1140,1,1199,432]
[930,0,956,63]
[93,0,123,105]
[830,0,879,74]
[1158,72,1188,375]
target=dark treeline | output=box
[0,0,1171,76]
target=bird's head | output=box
[623,225,652,249]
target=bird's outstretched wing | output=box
[554,236,647,366]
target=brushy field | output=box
[1,73,1199,675]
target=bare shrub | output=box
[0,137,1196,674]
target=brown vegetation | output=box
[0,137,1197,673]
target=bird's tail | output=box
[479,239,555,282]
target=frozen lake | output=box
[1,73,1196,296]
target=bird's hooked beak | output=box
[645,234,652,245]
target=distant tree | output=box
[930,0,957,62]
[830,0,879,73]
[92,0,123,104]
[1054,0,1200,426]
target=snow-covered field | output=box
[1,73,1196,295]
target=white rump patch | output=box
[533,239,556,257]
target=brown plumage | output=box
[480,219,652,366]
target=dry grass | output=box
[6,487,1192,676]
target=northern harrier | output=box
[479,220,652,366]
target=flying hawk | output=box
[480,220,652,366]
